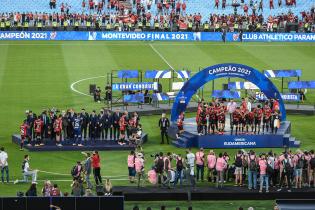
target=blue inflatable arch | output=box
[171,63,286,122]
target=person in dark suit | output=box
[112,109,121,141]
[104,110,113,140]
[40,110,49,139]
[98,110,106,140]
[80,108,90,141]
[89,110,98,141]
[158,113,170,144]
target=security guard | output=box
[234,22,239,32]
[188,21,193,31]
[52,20,58,29]
[163,21,168,31]
[146,21,151,31]
[63,20,68,31]
[256,22,261,32]
[114,21,119,30]
[86,20,91,30]
[214,23,220,32]
[203,21,209,32]
[272,22,278,32]
[37,21,43,31]
[74,20,80,31]
[106,21,111,31]
[127,21,132,31]
[0,20,5,31]
[304,22,310,33]
[5,19,11,30]
[24,21,29,30]
[154,21,159,31]
[138,21,143,29]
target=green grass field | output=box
[0,41,314,209]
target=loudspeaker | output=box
[99,196,124,210]
[76,197,99,210]
[89,84,96,95]
[51,197,75,210]
[222,84,229,90]
[27,197,50,210]
[3,197,26,210]
[158,83,162,93]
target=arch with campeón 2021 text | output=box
[171,63,286,122]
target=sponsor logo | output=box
[50,32,57,40]
[233,34,239,41]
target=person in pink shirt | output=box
[293,150,304,189]
[303,151,311,186]
[207,150,216,183]
[134,152,144,187]
[223,152,230,183]
[278,152,285,180]
[272,153,280,187]
[258,154,269,193]
[196,148,205,182]
[127,150,136,183]
[216,153,227,188]
[309,150,315,188]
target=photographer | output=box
[135,152,145,187]
[186,149,196,188]
[82,152,93,189]
[162,152,172,189]
[196,148,205,182]
[174,154,184,187]
[155,152,165,187]
[14,155,38,184]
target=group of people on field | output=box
[19,108,142,149]
[189,98,281,136]
[127,147,315,192]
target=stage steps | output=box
[172,131,196,148]
[170,120,301,149]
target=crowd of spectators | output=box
[0,0,313,32]
[128,147,315,192]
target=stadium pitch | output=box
[0,41,314,209]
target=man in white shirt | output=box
[227,99,237,127]
[0,147,9,183]
[14,155,38,184]
[186,148,196,188]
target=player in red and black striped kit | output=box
[231,107,241,135]
[263,104,272,133]
[253,105,263,134]
[217,104,226,134]
[239,107,247,133]
[208,103,217,134]
[34,116,44,146]
[118,113,128,145]
[246,109,255,133]
[20,120,29,150]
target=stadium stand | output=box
[0,0,313,31]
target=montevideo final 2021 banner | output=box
[0,31,314,42]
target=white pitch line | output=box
[149,43,174,70]
[70,75,106,97]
